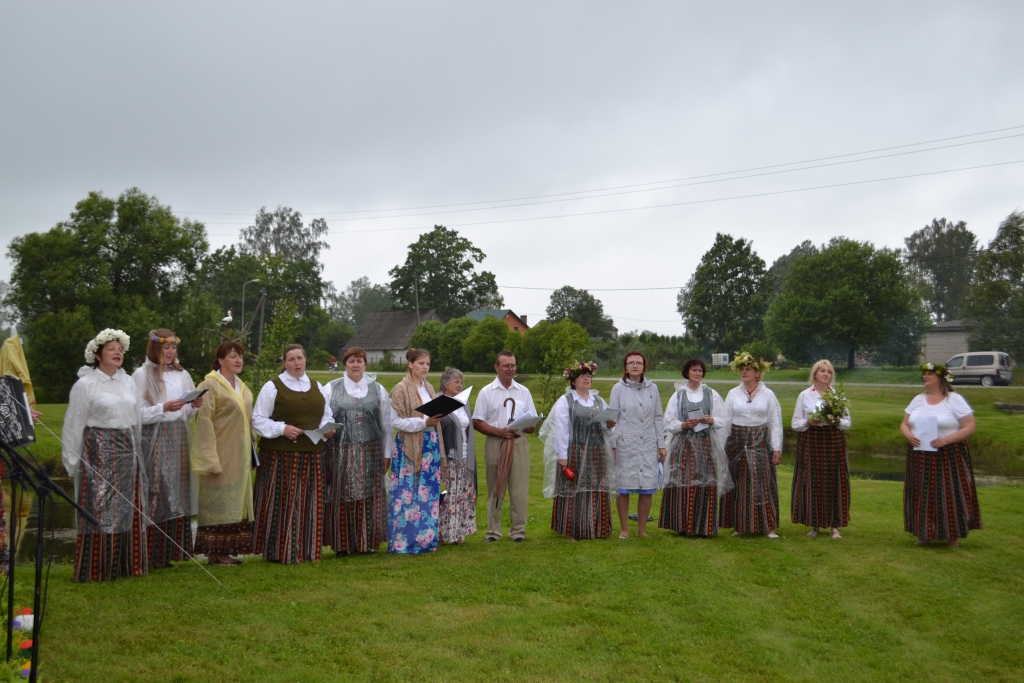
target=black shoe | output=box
[628,513,639,521]
[483,537,497,543]
[513,537,526,543]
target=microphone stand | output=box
[0,437,98,683]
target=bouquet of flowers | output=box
[2,607,34,681]
[809,386,850,425]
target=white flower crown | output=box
[84,328,131,365]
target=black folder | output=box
[414,394,467,418]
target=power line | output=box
[183,123,1024,218]
[501,285,683,291]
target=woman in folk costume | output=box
[719,352,784,539]
[541,361,617,541]
[387,348,445,554]
[437,366,477,545]
[252,344,335,564]
[190,341,255,566]
[608,351,665,539]
[62,329,148,582]
[132,329,204,567]
[900,363,981,547]
[791,359,851,539]
[323,347,393,555]
[660,358,732,537]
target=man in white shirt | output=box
[472,351,536,542]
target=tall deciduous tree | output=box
[6,189,209,400]
[676,233,769,352]
[388,226,503,321]
[546,286,615,339]
[964,211,1024,361]
[437,317,479,369]
[765,238,929,368]
[240,206,330,263]
[461,316,511,371]
[904,218,978,322]
[766,240,819,298]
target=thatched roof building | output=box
[342,309,442,363]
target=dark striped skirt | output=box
[904,442,982,541]
[550,443,612,540]
[74,427,148,582]
[719,424,779,534]
[323,437,386,554]
[659,434,718,537]
[142,421,193,565]
[194,521,254,556]
[252,448,323,564]
[791,426,850,529]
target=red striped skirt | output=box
[142,421,193,565]
[659,433,718,537]
[550,443,612,540]
[719,424,779,534]
[323,438,386,554]
[74,427,148,582]
[903,442,982,541]
[252,448,323,564]
[791,426,850,529]
[194,521,254,557]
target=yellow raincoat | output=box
[190,371,255,527]
[0,334,34,405]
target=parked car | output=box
[945,351,1013,386]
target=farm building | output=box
[466,309,530,333]
[342,309,442,363]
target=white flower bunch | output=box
[84,328,131,364]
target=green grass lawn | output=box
[23,431,1024,682]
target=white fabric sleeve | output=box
[710,389,728,432]
[318,382,334,429]
[252,381,286,438]
[905,394,923,415]
[768,391,784,452]
[471,387,489,422]
[950,393,973,419]
[664,392,683,434]
[792,388,810,432]
[61,380,89,476]
[552,395,570,459]
[390,403,427,433]
[838,406,852,431]
[523,388,538,416]
[132,369,165,425]
[181,371,198,420]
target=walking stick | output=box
[493,398,516,510]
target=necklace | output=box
[744,384,758,403]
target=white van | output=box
[945,351,1013,386]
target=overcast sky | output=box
[2,2,1022,335]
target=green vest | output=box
[259,376,327,452]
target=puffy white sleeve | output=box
[767,391,784,453]
[552,395,570,459]
[390,404,427,433]
[318,382,334,429]
[664,392,683,434]
[62,380,89,476]
[792,388,810,432]
[132,368,165,425]
[949,393,974,419]
[252,381,285,438]
[710,388,729,433]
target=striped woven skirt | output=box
[791,426,850,529]
[904,442,982,541]
[719,424,779,534]
[323,437,386,554]
[252,448,323,564]
[438,458,477,544]
[74,427,148,582]
[659,434,718,537]
[551,443,612,540]
[194,521,253,557]
[142,421,193,566]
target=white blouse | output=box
[62,367,141,476]
[905,393,973,439]
[390,382,434,433]
[454,408,470,460]
[664,383,727,434]
[253,372,333,438]
[792,386,852,432]
[133,366,197,425]
[551,390,597,459]
[723,383,784,452]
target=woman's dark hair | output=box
[682,358,707,380]
[569,366,594,390]
[407,348,431,364]
[622,350,647,381]
[212,341,245,371]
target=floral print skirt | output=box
[388,431,441,554]
[439,458,477,544]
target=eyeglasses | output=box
[498,364,517,369]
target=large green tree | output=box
[437,317,479,369]
[546,286,615,339]
[331,276,394,327]
[904,218,978,322]
[676,233,769,352]
[461,316,511,371]
[766,240,819,299]
[388,226,503,321]
[964,211,1024,361]
[765,238,929,368]
[5,189,210,400]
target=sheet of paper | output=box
[590,407,619,424]
[303,422,343,445]
[453,385,473,405]
[688,407,708,433]
[507,412,543,431]
[913,415,938,452]
[180,389,208,402]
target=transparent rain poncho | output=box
[324,374,394,503]
[541,388,617,498]
[133,360,197,524]
[62,366,149,534]
[663,382,734,497]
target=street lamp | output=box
[242,279,260,332]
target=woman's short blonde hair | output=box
[808,359,836,384]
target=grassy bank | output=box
[23,435,1024,682]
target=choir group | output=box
[60,328,983,582]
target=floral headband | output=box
[563,360,598,381]
[728,351,772,374]
[84,328,130,365]
[920,362,954,382]
[149,331,181,345]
